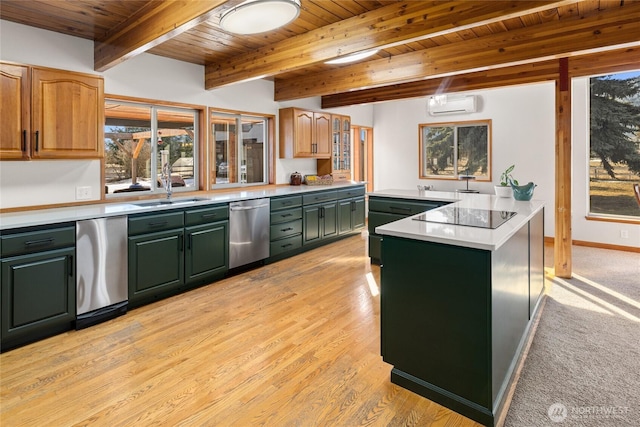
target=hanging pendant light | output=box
[220,0,301,35]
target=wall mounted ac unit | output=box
[427,94,477,116]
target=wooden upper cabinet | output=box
[317,114,352,181]
[279,107,330,159]
[0,63,30,159]
[31,67,104,159]
[0,62,104,160]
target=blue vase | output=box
[510,182,536,201]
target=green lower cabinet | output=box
[128,228,185,307]
[338,196,365,235]
[1,247,75,350]
[303,201,337,245]
[185,221,228,286]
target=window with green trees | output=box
[419,120,491,181]
[589,70,640,218]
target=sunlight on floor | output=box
[551,275,640,323]
[365,272,380,297]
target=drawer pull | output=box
[390,206,411,212]
[24,238,55,247]
[201,213,218,218]
[281,243,293,248]
[148,221,168,227]
[280,213,293,218]
[282,201,293,206]
[281,227,293,232]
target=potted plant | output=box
[495,164,518,197]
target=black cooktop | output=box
[412,207,517,229]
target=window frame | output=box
[104,95,206,199]
[418,120,492,182]
[586,69,640,222]
[208,107,276,190]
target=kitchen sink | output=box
[134,197,209,207]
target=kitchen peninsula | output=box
[372,189,545,427]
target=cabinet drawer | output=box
[270,219,302,240]
[369,198,442,215]
[270,207,302,224]
[270,234,302,256]
[338,186,365,199]
[271,195,302,210]
[1,226,75,257]
[303,190,337,205]
[128,211,184,235]
[368,212,407,234]
[185,205,228,226]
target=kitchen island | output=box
[374,190,545,427]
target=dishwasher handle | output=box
[230,203,270,211]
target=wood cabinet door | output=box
[314,112,331,158]
[0,63,30,160]
[31,67,104,159]
[293,110,314,156]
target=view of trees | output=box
[590,74,640,178]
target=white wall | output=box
[372,83,557,236]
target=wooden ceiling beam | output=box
[321,45,640,107]
[94,0,241,72]
[204,0,574,89]
[277,3,640,101]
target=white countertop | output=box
[0,182,364,231]
[370,189,544,251]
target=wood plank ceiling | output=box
[1,0,639,107]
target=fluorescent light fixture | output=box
[325,49,379,65]
[219,0,300,35]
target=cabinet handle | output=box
[282,243,293,248]
[34,130,39,151]
[179,235,184,252]
[68,255,74,277]
[281,227,293,232]
[22,130,27,152]
[320,206,325,218]
[280,213,293,218]
[390,206,411,212]
[148,221,168,228]
[282,201,292,206]
[187,234,192,250]
[201,213,217,219]
[351,200,356,211]
[24,238,54,247]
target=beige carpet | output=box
[504,245,640,426]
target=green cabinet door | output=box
[338,199,353,235]
[1,247,75,349]
[185,220,228,286]
[303,205,321,244]
[128,228,184,307]
[338,196,366,235]
[322,201,338,238]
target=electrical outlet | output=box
[620,230,629,239]
[76,186,92,200]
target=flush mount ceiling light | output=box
[219,0,301,35]
[325,49,379,65]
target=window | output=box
[419,120,491,181]
[589,70,640,219]
[104,99,199,196]
[210,110,269,186]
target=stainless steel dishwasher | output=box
[76,216,128,329]
[229,198,270,269]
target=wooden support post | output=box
[555,58,572,278]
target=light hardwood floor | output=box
[1,231,482,427]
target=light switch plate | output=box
[76,186,92,200]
